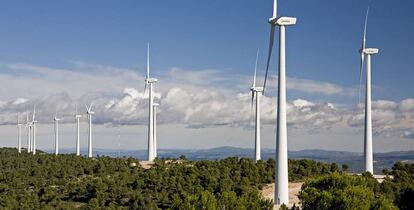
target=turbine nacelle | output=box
[274,17,297,26]
[250,87,264,92]
[54,117,60,121]
[75,114,82,118]
[363,48,379,55]
[146,78,158,83]
[153,103,159,107]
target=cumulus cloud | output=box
[0,62,413,139]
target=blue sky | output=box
[0,0,413,101]
[0,0,413,152]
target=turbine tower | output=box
[250,49,263,162]
[31,107,37,155]
[86,103,94,158]
[75,105,82,156]
[263,0,296,205]
[359,8,378,174]
[153,102,159,158]
[144,43,158,161]
[17,115,22,153]
[54,112,60,155]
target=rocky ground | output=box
[261,182,303,209]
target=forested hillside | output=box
[0,148,340,209]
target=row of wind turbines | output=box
[247,0,379,205]
[15,44,160,161]
[13,0,380,206]
[17,104,95,157]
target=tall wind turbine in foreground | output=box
[54,112,60,155]
[263,0,296,205]
[153,102,159,158]
[17,115,22,153]
[359,8,379,174]
[250,50,263,162]
[31,107,37,155]
[86,104,94,158]
[144,43,158,161]
[75,106,82,156]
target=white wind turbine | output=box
[250,49,263,162]
[263,0,296,205]
[54,111,61,155]
[359,7,379,174]
[31,107,37,155]
[117,121,121,158]
[153,102,159,158]
[144,43,158,161]
[75,105,82,156]
[86,103,94,158]
[17,115,22,153]
[26,112,31,153]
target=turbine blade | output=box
[32,106,36,121]
[89,102,93,112]
[251,91,255,111]
[363,7,369,51]
[358,54,365,105]
[85,104,89,111]
[263,24,276,93]
[147,42,150,80]
[252,49,259,88]
[273,0,278,19]
[358,7,369,106]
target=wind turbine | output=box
[359,7,378,174]
[263,0,296,205]
[117,120,121,158]
[31,107,37,155]
[17,115,22,153]
[75,105,82,156]
[86,103,94,158]
[26,112,31,153]
[153,102,159,158]
[250,49,263,162]
[54,111,60,155]
[144,43,158,161]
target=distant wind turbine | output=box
[75,105,82,156]
[26,112,31,153]
[31,107,37,155]
[250,49,263,162]
[117,120,121,158]
[144,43,158,161]
[359,7,379,174]
[86,103,94,158]
[17,115,22,153]
[54,111,60,155]
[153,102,159,158]
[263,0,296,205]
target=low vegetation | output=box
[0,148,341,209]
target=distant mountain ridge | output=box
[52,146,414,174]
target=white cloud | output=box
[0,62,413,141]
